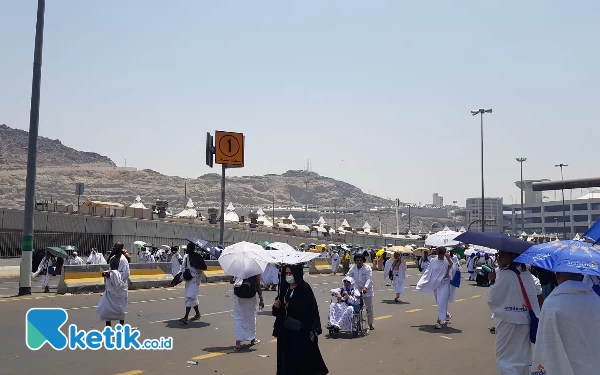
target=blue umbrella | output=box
[454,232,532,255]
[515,240,600,276]
[583,219,600,243]
[187,237,221,259]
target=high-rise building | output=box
[433,193,443,207]
[515,179,550,204]
[466,197,504,232]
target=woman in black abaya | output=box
[272,264,328,375]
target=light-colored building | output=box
[514,179,550,204]
[503,188,600,237]
[432,193,443,207]
[466,197,504,232]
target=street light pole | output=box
[471,108,493,232]
[555,163,568,238]
[19,0,46,296]
[516,158,527,233]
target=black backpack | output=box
[234,277,257,298]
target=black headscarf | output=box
[277,264,304,301]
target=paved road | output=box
[0,270,496,375]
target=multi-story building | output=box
[466,197,504,232]
[432,193,443,207]
[503,189,600,237]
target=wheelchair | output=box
[327,295,367,338]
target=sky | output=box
[1,1,599,207]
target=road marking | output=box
[440,336,452,340]
[455,299,466,302]
[374,315,392,321]
[114,370,144,375]
[406,309,423,313]
[71,307,80,310]
[471,295,481,299]
[192,349,236,361]
[432,304,437,307]
[270,339,277,343]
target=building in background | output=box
[503,188,600,237]
[515,179,550,204]
[466,197,504,232]
[432,193,443,207]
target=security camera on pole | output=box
[206,131,245,246]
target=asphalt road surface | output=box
[0,270,497,375]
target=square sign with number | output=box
[215,131,244,166]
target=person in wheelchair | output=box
[327,276,361,332]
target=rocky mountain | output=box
[0,124,458,232]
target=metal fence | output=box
[0,230,112,259]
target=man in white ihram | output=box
[87,248,106,265]
[69,251,84,265]
[170,246,183,277]
[331,251,340,275]
[416,247,454,329]
[347,253,375,331]
[531,271,600,375]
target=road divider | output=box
[202,260,230,283]
[309,258,333,274]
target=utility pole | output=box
[20,0,45,296]
[555,163,569,238]
[219,165,225,245]
[516,158,527,233]
[471,108,492,232]
[304,180,309,225]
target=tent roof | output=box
[317,216,326,225]
[288,214,295,221]
[363,221,371,230]
[224,211,239,222]
[257,208,265,216]
[176,208,197,218]
[341,219,350,227]
[129,195,147,209]
[226,202,235,211]
[185,198,195,209]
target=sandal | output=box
[250,339,261,346]
[446,313,453,320]
[434,323,443,329]
[178,318,188,324]
[189,315,201,321]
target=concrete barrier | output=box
[202,260,230,283]
[128,262,173,290]
[57,264,108,294]
[309,258,333,274]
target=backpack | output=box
[234,277,257,298]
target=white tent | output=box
[363,221,371,230]
[295,224,310,232]
[130,195,147,209]
[257,208,265,216]
[224,203,239,223]
[288,214,296,222]
[341,219,350,227]
[258,215,273,227]
[458,226,466,233]
[317,216,327,225]
[176,198,198,219]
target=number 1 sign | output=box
[215,131,244,166]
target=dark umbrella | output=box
[187,237,221,259]
[454,232,532,255]
[47,247,69,259]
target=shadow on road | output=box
[380,299,410,305]
[412,325,463,334]
[164,320,211,329]
[203,345,257,353]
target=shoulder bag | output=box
[283,288,302,332]
[513,269,539,344]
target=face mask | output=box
[285,275,295,284]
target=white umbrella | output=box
[259,249,320,265]
[269,242,296,252]
[159,245,171,251]
[425,229,460,247]
[219,242,269,279]
[134,240,146,246]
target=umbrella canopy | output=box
[258,248,320,265]
[159,245,171,251]
[133,241,146,246]
[255,241,270,249]
[454,232,532,255]
[60,245,78,252]
[219,242,269,279]
[515,240,600,276]
[47,247,69,259]
[425,230,460,247]
[387,246,413,255]
[187,237,221,259]
[375,248,386,257]
[269,242,296,252]
[583,219,600,243]
[464,248,488,257]
[413,247,430,257]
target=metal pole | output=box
[272,194,275,228]
[395,205,399,235]
[516,158,527,233]
[408,205,411,232]
[334,203,337,230]
[19,0,45,296]
[305,181,308,225]
[560,167,566,236]
[480,112,485,232]
[219,164,225,245]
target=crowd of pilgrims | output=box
[31,242,600,375]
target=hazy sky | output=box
[2,1,598,206]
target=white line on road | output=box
[440,336,452,340]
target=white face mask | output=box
[285,275,295,284]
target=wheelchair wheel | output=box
[352,313,359,338]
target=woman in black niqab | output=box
[272,264,328,375]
